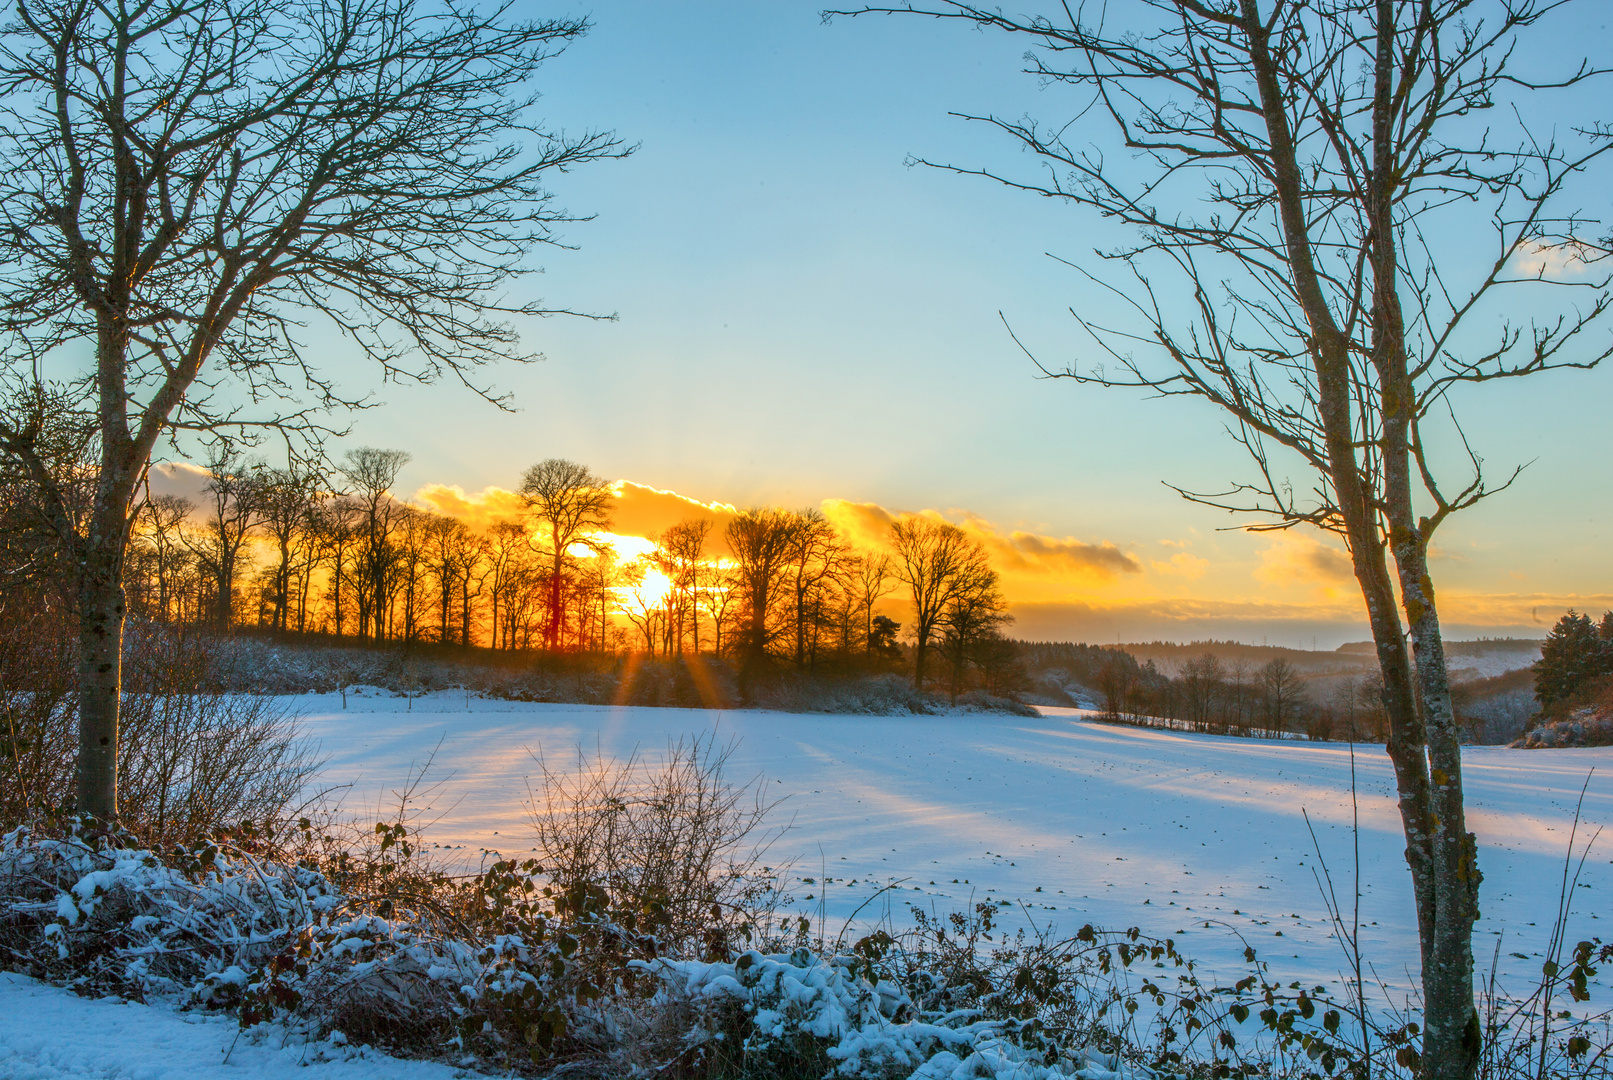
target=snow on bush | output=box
[0,826,583,1056]
[637,947,1147,1080]
[0,824,1173,1078]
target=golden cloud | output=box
[1150,551,1209,579]
[411,479,741,558]
[819,500,1140,586]
[1007,597,1367,645]
[608,481,742,555]
[1433,592,1613,627]
[1253,532,1354,593]
[411,483,527,531]
[819,499,898,551]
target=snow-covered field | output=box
[5,692,1609,1078]
[299,692,1612,999]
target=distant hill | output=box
[1101,637,1542,682]
[1116,639,1364,676]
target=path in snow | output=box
[299,693,1613,1003]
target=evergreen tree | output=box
[1533,611,1612,707]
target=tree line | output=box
[1089,649,1389,742]
[9,444,1023,700]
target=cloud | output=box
[145,461,212,503]
[1433,592,1613,628]
[1007,597,1368,647]
[609,481,742,553]
[413,479,742,558]
[984,526,1142,579]
[412,483,527,531]
[1150,552,1209,579]
[1510,238,1602,280]
[1254,532,1354,592]
[820,500,1140,584]
[819,499,899,551]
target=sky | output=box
[231,1,1613,648]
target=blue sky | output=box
[322,0,1613,646]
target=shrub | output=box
[526,733,783,960]
[0,619,319,843]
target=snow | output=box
[297,693,1613,1000]
[6,691,1610,1078]
[0,971,469,1079]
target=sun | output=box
[618,566,674,613]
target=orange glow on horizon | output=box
[618,566,674,614]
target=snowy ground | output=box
[5,692,1608,1079]
[0,971,468,1079]
[298,691,1613,1002]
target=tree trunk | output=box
[76,514,130,822]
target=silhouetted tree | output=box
[184,452,262,629]
[725,508,800,681]
[852,554,897,657]
[342,448,411,641]
[255,464,321,631]
[135,494,195,624]
[521,460,613,652]
[936,559,1010,701]
[890,516,992,692]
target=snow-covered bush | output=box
[7,818,1613,1079]
[0,821,661,1066]
[637,946,1148,1080]
[0,825,335,998]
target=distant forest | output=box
[1,442,1547,736]
[2,448,1028,703]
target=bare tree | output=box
[701,561,741,660]
[836,3,1613,1069]
[889,516,989,691]
[183,452,262,629]
[784,509,842,670]
[0,0,625,821]
[484,521,533,651]
[935,559,1010,702]
[660,518,712,654]
[1178,653,1225,733]
[423,513,473,644]
[312,496,360,637]
[1097,652,1134,721]
[342,448,410,641]
[255,463,320,631]
[724,508,801,682]
[520,459,613,652]
[1260,658,1305,737]
[852,553,897,657]
[135,493,195,624]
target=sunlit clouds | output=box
[1150,552,1209,580]
[1252,532,1356,597]
[147,458,1590,643]
[820,500,1140,589]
